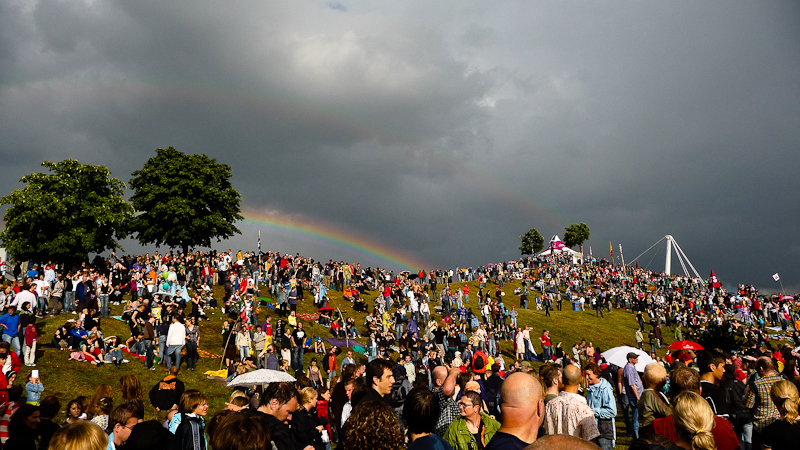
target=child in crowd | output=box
[24,370,43,405]
[23,318,37,366]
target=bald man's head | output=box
[563,365,582,387]
[524,434,601,450]
[433,366,448,385]
[500,372,543,409]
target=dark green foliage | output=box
[519,228,544,255]
[0,160,133,264]
[129,147,243,255]
[563,222,591,249]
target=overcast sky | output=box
[2,1,799,292]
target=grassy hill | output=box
[31,276,674,447]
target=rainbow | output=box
[239,209,430,271]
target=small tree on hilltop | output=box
[0,159,133,264]
[519,228,544,255]
[129,147,243,255]
[563,223,591,249]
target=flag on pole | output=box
[258,230,261,254]
[773,273,780,282]
[609,242,613,260]
[710,270,722,288]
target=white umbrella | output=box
[226,369,296,387]
[602,346,654,372]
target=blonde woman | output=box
[292,387,324,450]
[48,421,107,450]
[672,391,716,450]
[761,380,800,450]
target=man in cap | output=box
[622,352,643,439]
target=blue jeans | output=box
[619,394,632,434]
[597,437,614,450]
[99,295,109,318]
[144,339,155,368]
[740,422,752,450]
[158,336,167,364]
[627,397,639,438]
[64,291,74,313]
[2,335,20,355]
[104,348,123,363]
[292,347,304,372]
[165,345,182,369]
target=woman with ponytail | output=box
[761,380,800,450]
[671,391,716,450]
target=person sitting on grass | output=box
[79,333,105,365]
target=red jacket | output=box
[7,353,21,376]
[652,415,740,450]
[317,399,333,442]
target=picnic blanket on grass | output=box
[322,337,364,348]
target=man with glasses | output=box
[444,390,500,450]
[343,350,355,366]
[108,403,143,450]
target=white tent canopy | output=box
[537,235,582,263]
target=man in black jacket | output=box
[257,382,311,450]
[148,366,185,423]
[354,358,394,407]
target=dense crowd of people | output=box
[0,246,797,450]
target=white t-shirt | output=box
[33,280,49,297]
[12,290,36,311]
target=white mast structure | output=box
[629,235,702,279]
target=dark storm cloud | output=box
[1,1,799,291]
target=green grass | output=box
[30,276,680,449]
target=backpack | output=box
[390,379,412,409]
[721,377,751,426]
[322,355,330,372]
[473,351,488,373]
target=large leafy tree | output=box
[563,222,591,249]
[0,160,133,264]
[519,228,544,255]
[129,147,243,255]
